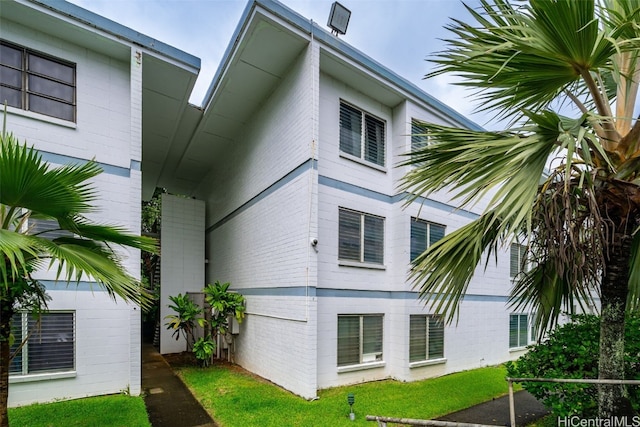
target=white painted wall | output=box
[314,69,524,390]
[159,194,206,354]
[2,19,134,170]
[8,291,140,407]
[202,43,320,399]
[3,24,144,406]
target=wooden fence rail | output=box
[365,416,501,427]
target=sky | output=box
[67,0,494,127]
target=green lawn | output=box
[178,364,514,427]
[8,394,150,427]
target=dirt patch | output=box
[161,351,198,367]
[162,353,250,372]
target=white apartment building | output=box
[1,0,535,405]
[156,0,536,400]
[1,0,199,406]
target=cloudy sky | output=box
[68,0,494,126]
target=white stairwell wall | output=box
[159,194,206,354]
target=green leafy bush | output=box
[193,337,216,367]
[506,314,640,417]
[164,293,206,351]
[203,280,245,339]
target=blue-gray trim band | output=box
[318,176,479,220]
[40,150,133,178]
[206,158,318,233]
[206,158,480,234]
[41,280,107,292]
[236,286,509,302]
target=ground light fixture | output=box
[347,393,355,420]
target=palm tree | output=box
[0,126,156,426]
[402,0,640,417]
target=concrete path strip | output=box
[142,343,217,427]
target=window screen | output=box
[9,312,75,376]
[409,314,444,362]
[509,313,529,348]
[338,314,383,366]
[339,101,385,166]
[510,243,527,278]
[339,208,384,265]
[410,218,445,261]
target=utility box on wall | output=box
[229,315,241,335]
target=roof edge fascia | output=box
[202,0,482,131]
[310,26,483,131]
[23,0,201,73]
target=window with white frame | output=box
[410,218,445,261]
[339,101,385,167]
[510,243,527,278]
[338,208,384,265]
[509,313,530,349]
[337,314,383,367]
[409,314,444,362]
[0,40,76,122]
[410,119,430,164]
[530,314,538,343]
[10,312,75,376]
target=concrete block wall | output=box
[2,18,133,170]
[318,73,395,196]
[235,294,318,399]
[3,23,145,405]
[198,47,316,224]
[314,69,525,390]
[206,169,319,398]
[160,194,206,354]
[8,290,141,407]
[201,43,320,399]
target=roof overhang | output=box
[3,0,481,201]
[151,0,483,199]
[0,0,201,201]
[151,1,310,197]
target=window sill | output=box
[339,260,386,270]
[9,370,77,383]
[339,152,387,173]
[6,105,76,129]
[509,346,528,353]
[409,358,447,369]
[338,361,385,373]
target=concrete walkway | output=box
[142,342,548,427]
[436,390,550,426]
[142,343,217,427]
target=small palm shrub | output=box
[193,337,216,367]
[203,281,245,341]
[164,293,206,351]
[165,283,245,365]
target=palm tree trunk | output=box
[0,302,12,427]
[598,230,635,418]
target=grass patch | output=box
[178,364,513,426]
[527,414,558,427]
[8,394,150,427]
